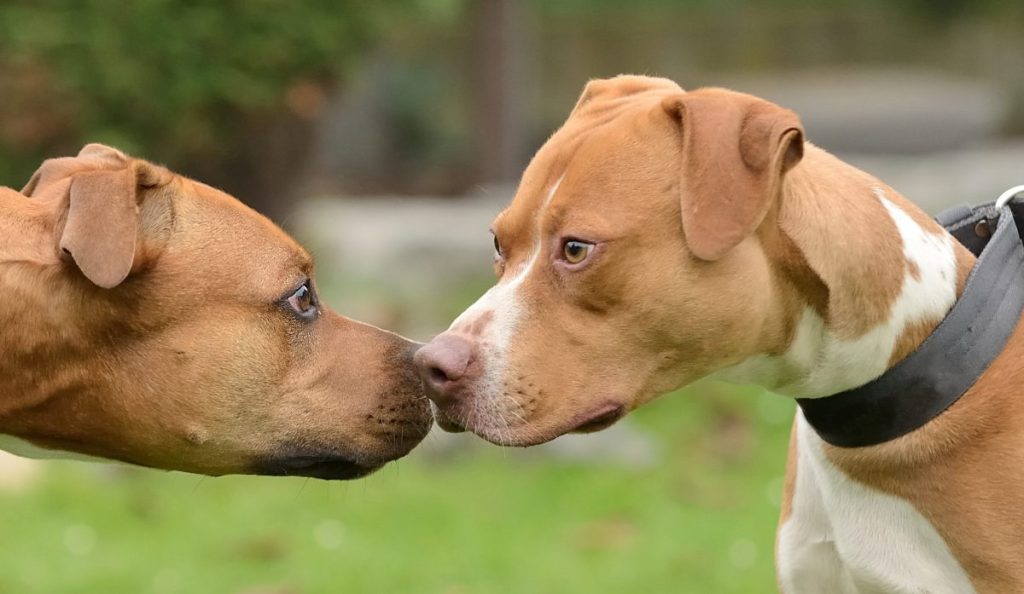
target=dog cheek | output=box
[285,317,432,456]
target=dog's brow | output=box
[279,252,313,280]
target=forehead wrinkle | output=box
[555,90,671,150]
[545,199,620,243]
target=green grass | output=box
[0,384,794,594]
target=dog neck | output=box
[0,189,112,436]
[717,146,976,399]
[0,187,61,265]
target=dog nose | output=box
[414,333,474,404]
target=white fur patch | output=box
[749,190,971,591]
[450,174,563,336]
[447,175,564,425]
[717,189,958,398]
[777,413,975,594]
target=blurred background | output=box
[1,0,1023,592]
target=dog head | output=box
[415,76,804,445]
[0,144,432,479]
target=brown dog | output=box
[416,75,1024,591]
[0,144,432,480]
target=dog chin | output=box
[432,413,569,448]
[433,407,548,446]
[254,454,384,480]
[434,401,628,447]
[431,402,467,433]
[567,403,626,433]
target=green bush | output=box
[0,0,402,218]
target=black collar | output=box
[796,196,1024,448]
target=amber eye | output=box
[562,240,593,265]
[286,281,318,320]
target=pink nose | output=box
[414,333,475,405]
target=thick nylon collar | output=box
[796,197,1024,448]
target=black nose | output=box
[413,333,475,405]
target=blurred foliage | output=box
[531,0,1024,19]
[1,0,1021,202]
[0,0,407,217]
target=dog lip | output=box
[432,397,628,446]
[256,455,383,481]
[436,415,467,433]
[568,403,626,434]
[460,401,629,447]
[430,402,467,433]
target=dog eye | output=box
[492,234,502,259]
[562,240,593,265]
[286,281,318,320]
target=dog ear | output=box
[61,165,140,289]
[27,144,172,289]
[572,75,683,117]
[661,89,804,261]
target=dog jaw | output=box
[0,145,433,479]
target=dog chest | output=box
[776,413,976,594]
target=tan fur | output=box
[419,75,1023,589]
[663,88,804,261]
[428,80,811,443]
[425,77,922,442]
[1,145,431,478]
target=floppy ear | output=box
[571,75,683,116]
[26,143,170,289]
[22,143,129,198]
[61,165,140,289]
[661,88,804,261]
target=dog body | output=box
[416,76,1024,591]
[0,144,431,479]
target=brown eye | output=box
[562,240,593,265]
[286,281,318,319]
[492,234,502,259]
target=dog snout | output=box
[414,333,475,404]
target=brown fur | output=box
[428,80,811,443]
[421,75,1020,589]
[0,144,431,478]
[425,76,928,443]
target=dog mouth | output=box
[255,454,384,480]
[432,402,468,433]
[568,403,626,433]
[433,400,627,446]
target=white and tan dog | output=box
[416,75,1024,592]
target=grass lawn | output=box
[0,383,794,594]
